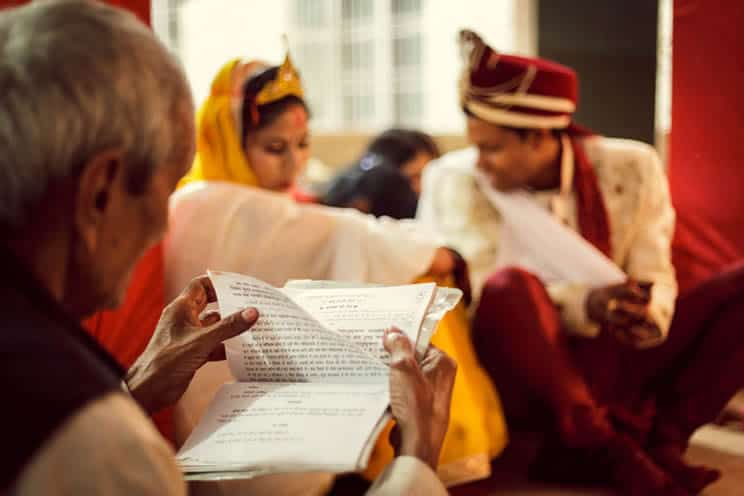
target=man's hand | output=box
[427,247,456,277]
[384,327,456,469]
[610,321,663,347]
[125,275,259,414]
[586,280,660,346]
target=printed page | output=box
[285,280,463,358]
[177,382,390,473]
[475,171,626,287]
[210,271,386,383]
[286,282,437,364]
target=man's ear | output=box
[74,150,125,254]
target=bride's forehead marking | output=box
[291,106,307,127]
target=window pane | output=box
[358,94,374,120]
[394,92,423,124]
[343,0,373,21]
[393,35,421,67]
[343,92,375,124]
[343,94,355,122]
[295,43,329,119]
[392,0,422,16]
[294,0,326,27]
[342,40,374,71]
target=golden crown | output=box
[255,44,305,106]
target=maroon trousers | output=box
[473,263,744,449]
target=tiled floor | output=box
[687,426,744,496]
[450,425,744,496]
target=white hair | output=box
[0,0,193,230]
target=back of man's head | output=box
[0,0,193,232]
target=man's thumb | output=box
[383,327,414,362]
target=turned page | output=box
[209,271,387,384]
[285,282,437,364]
[177,382,390,473]
[178,274,442,475]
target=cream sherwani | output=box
[417,136,677,343]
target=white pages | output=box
[177,271,459,477]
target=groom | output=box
[417,30,743,495]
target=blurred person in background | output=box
[323,129,440,219]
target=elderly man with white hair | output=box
[0,1,455,495]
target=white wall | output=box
[422,0,537,133]
[158,0,537,133]
[178,0,291,107]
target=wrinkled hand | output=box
[384,327,456,469]
[125,275,259,413]
[587,280,660,346]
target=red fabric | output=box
[462,30,577,121]
[470,51,577,102]
[669,0,744,292]
[570,136,612,258]
[291,186,318,204]
[472,267,612,447]
[474,265,744,448]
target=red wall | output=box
[669,0,744,292]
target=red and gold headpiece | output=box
[459,29,578,129]
[255,44,305,106]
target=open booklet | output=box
[176,271,461,479]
